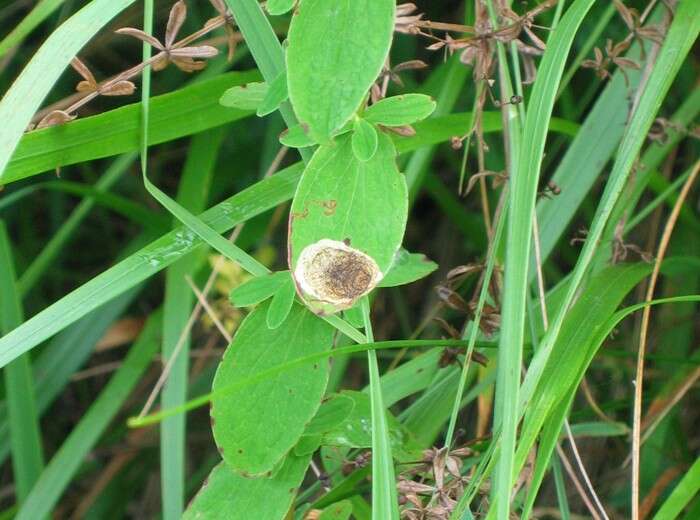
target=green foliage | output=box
[378,249,438,288]
[183,455,312,520]
[364,94,437,127]
[288,132,407,313]
[0,0,697,517]
[286,0,395,141]
[219,81,268,110]
[257,72,289,117]
[211,302,334,476]
[352,118,379,162]
[230,271,290,307]
[265,0,295,17]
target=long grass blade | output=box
[0,0,137,178]
[0,222,43,502]
[361,298,400,519]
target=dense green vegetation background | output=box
[0,0,697,518]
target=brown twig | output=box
[631,158,700,519]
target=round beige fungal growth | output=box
[294,239,382,309]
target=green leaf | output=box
[219,81,268,110]
[266,275,297,329]
[378,249,438,288]
[0,0,138,180]
[266,0,295,16]
[303,393,355,436]
[352,118,379,161]
[289,132,408,313]
[257,72,289,117]
[319,500,353,520]
[364,94,437,127]
[184,454,311,520]
[279,124,319,148]
[293,435,322,457]
[211,302,334,476]
[286,0,395,141]
[230,271,290,307]
[319,390,420,462]
[4,71,258,185]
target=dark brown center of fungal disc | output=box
[306,247,375,301]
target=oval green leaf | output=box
[364,94,437,127]
[351,118,378,161]
[266,274,296,329]
[286,0,395,141]
[211,301,333,476]
[229,271,289,307]
[183,454,311,520]
[279,124,318,148]
[288,132,408,314]
[378,249,438,288]
[220,81,268,110]
[257,72,289,117]
[319,500,353,520]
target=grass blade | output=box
[493,0,595,515]
[0,0,137,179]
[0,222,43,501]
[361,297,399,519]
[652,456,700,520]
[15,313,162,520]
[521,0,700,413]
[0,0,67,58]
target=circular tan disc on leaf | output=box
[294,239,382,310]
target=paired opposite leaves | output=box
[286,0,396,141]
[211,302,333,476]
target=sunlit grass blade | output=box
[4,71,257,185]
[492,0,595,516]
[0,222,43,502]
[521,0,700,412]
[0,0,137,179]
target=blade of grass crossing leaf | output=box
[15,313,162,520]
[0,0,67,58]
[521,0,700,415]
[0,0,137,179]
[0,223,43,501]
[491,0,595,516]
[361,297,399,519]
[160,130,223,518]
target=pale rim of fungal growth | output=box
[294,239,383,310]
